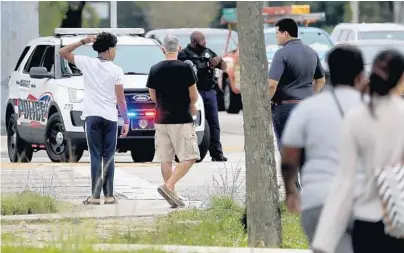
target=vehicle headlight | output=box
[68,88,84,103]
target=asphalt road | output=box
[0,112,283,203]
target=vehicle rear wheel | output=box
[45,113,84,163]
[216,85,225,111]
[224,81,242,114]
[131,140,155,163]
[175,120,210,163]
[7,114,33,163]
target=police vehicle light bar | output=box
[54,28,145,37]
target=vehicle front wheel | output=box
[45,113,84,163]
[7,114,33,163]
[131,140,155,163]
[224,81,242,114]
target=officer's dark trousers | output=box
[84,116,117,199]
[199,89,223,157]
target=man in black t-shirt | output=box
[146,34,200,208]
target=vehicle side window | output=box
[14,46,31,71]
[23,45,47,74]
[338,30,348,42]
[346,30,354,41]
[41,46,55,73]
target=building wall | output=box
[1,1,39,134]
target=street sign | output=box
[221,8,237,24]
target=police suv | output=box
[5,28,210,163]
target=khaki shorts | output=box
[154,123,200,162]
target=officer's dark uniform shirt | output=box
[268,39,325,103]
[178,44,217,91]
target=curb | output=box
[1,242,312,253]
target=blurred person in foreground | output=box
[147,34,200,208]
[281,45,369,253]
[178,31,228,162]
[59,32,129,205]
[312,49,404,253]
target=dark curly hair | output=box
[92,32,117,53]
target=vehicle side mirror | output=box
[29,67,52,79]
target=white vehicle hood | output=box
[58,74,149,90]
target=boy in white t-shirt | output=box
[59,32,129,205]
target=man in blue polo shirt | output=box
[268,18,326,150]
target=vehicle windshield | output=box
[360,45,404,64]
[154,32,238,56]
[359,31,404,40]
[264,31,333,60]
[61,45,165,75]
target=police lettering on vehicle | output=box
[17,93,52,123]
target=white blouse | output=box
[312,95,404,252]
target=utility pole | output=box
[1,1,39,134]
[350,1,359,23]
[110,1,118,28]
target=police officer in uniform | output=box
[178,31,228,162]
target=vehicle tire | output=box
[131,140,155,163]
[175,120,210,163]
[7,114,33,163]
[45,113,84,163]
[216,84,225,111]
[224,81,242,114]
[197,119,210,163]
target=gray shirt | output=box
[282,86,366,211]
[268,39,324,103]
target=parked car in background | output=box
[145,28,239,112]
[331,23,404,44]
[345,39,404,76]
[264,26,333,84]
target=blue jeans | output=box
[272,103,297,150]
[84,116,117,199]
[272,103,303,189]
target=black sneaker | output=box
[211,155,228,162]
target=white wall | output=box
[1,1,39,134]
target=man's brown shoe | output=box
[157,185,184,207]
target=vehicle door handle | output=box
[16,80,21,85]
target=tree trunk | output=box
[60,1,86,28]
[237,1,282,248]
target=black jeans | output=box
[352,220,404,253]
[84,116,117,199]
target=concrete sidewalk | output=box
[1,199,202,222]
[1,242,312,253]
